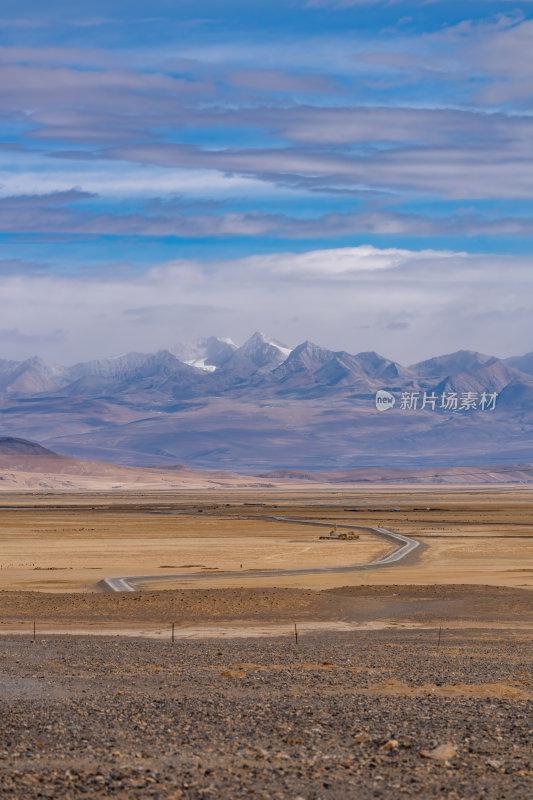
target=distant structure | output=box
[320,523,359,541]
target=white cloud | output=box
[0,158,280,200]
[0,246,531,365]
[227,245,460,277]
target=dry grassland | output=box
[0,506,389,592]
[0,486,531,593]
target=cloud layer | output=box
[1,246,531,365]
[0,1,531,362]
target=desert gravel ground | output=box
[0,629,532,799]
[1,584,533,635]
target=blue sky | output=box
[1,1,533,363]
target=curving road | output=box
[100,515,421,592]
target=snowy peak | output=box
[2,339,533,407]
[239,332,291,364]
[2,337,533,471]
[218,332,292,378]
[172,337,237,372]
[256,334,292,360]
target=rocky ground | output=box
[0,629,532,799]
[1,584,532,632]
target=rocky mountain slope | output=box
[0,334,531,470]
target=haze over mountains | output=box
[2,435,532,491]
[0,333,532,470]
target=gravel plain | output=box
[1,629,532,799]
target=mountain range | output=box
[0,333,532,470]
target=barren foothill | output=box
[2,448,533,493]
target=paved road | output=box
[100,515,421,592]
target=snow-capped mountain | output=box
[172,332,292,377]
[0,335,532,471]
[60,350,209,402]
[269,342,412,395]
[171,336,238,372]
[216,332,292,380]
